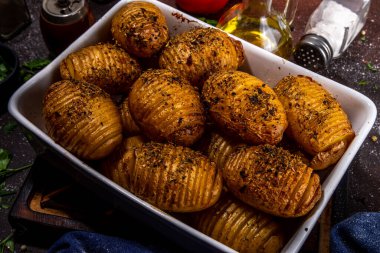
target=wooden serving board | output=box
[8,156,127,237]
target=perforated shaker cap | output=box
[41,0,88,24]
[293,34,333,70]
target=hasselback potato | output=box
[60,43,141,94]
[111,1,169,58]
[43,80,122,160]
[120,97,141,135]
[223,144,321,217]
[102,135,146,186]
[274,75,355,170]
[128,69,206,146]
[202,70,288,145]
[159,27,244,86]
[102,142,223,212]
[194,193,284,253]
[205,132,242,171]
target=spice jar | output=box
[294,0,371,70]
[40,0,94,56]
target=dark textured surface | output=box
[0,0,379,252]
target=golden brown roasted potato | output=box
[205,132,243,170]
[102,135,146,185]
[202,70,288,145]
[274,75,355,170]
[60,43,141,94]
[159,27,244,86]
[223,144,321,217]
[128,69,206,146]
[43,80,122,160]
[111,1,169,58]
[102,142,223,212]
[194,193,284,253]
[120,97,141,135]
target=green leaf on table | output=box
[4,238,14,252]
[366,62,378,72]
[0,149,11,171]
[0,56,11,82]
[357,80,368,86]
[0,231,14,253]
[22,59,51,71]
[2,121,18,134]
[20,58,51,82]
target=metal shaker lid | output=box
[293,34,333,71]
[41,0,88,24]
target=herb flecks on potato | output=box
[129,69,206,146]
[202,70,287,145]
[111,1,169,58]
[102,142,223,212]
[43,79,123,160]
[274,75,355,170]
[223,144,322,218]
[60,43,141,94]
[159,27,244,87]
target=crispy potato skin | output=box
[128,69,206,146]
[120,97,141,135]
[159,27,244,86]
[43,80,123,160]
[111,1,169,58]
[60,43,141,94]
[223,145,321,217]
[202,71,288,145]
[194,193,284,253]
[102,142,223,212]
[205,132,242,171]
[274,75,355,169]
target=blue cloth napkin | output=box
[331,212,380,253]
[47,231,174,253]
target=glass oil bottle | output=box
[217,0,299,59]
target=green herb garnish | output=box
[367,62,378,72]
[1,121,18,134]
[0,56,11,82]
[20,58,51,82]
[0,149,11,171]
[358,80,368,86]
[0,148,31,209]
[197,17,218,26]
[0,231,15,253]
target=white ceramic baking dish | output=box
[8,0,377,252]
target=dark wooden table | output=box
[1,0,379,252]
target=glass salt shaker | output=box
[293,0,371,70]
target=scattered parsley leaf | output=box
[367,62,378,72]
[197,17,218,26]
[360,35,366,42]
[2,121,18,134]
[4,238,14,252]
[0,231,15,253]
[20,58,51,82]
[22,59,51,71]
[0,149,11,171]
[0,56,12,82]
[358,80,368,86]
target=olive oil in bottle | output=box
[217,0,298,59]
[218,14,293,59]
